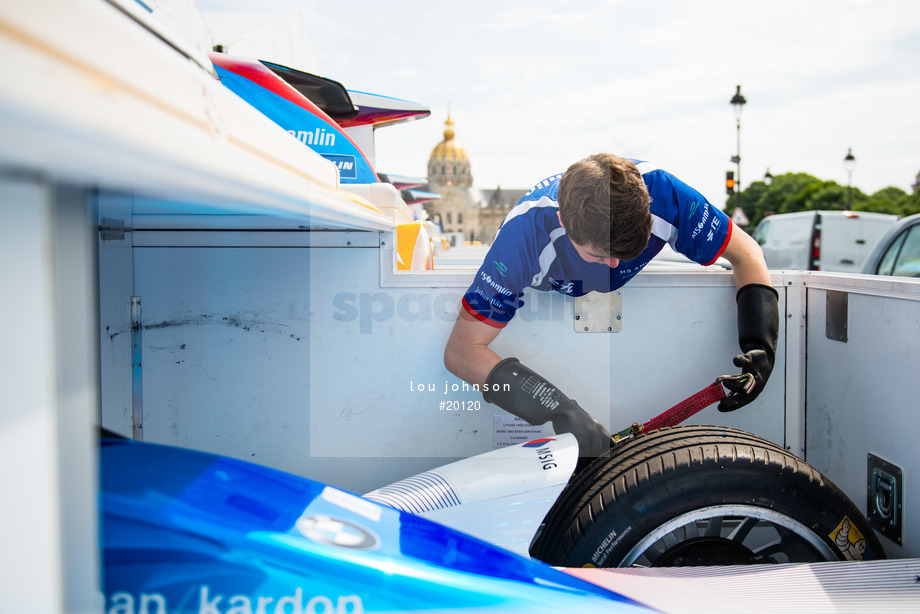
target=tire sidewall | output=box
[571,462,880,567]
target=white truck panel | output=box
[803,273,920,558]
[98,215,920,559]
[99,224,786,493]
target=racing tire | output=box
[530,425,886,567]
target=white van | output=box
[752,210,898,272]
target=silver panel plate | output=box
[573,290,623,333]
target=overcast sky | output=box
[199,0,920,209]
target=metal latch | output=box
[573,290,622,333]
[867,453,902,544]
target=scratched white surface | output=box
[100,235,787,492]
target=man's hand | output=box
[548,403,611,457]
[719,348,773,412]
[484,357,611,457]
[718,284,779,412]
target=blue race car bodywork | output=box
[100,437,656,613]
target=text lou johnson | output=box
[410,380,510,394]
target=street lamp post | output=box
[763,168,774,216]
[730,85,747,212]
[843,148,856,210]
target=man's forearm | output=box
[725,225,772,289]
[443,313,503,386]
[731,253,771,289]
[444,339,501,387]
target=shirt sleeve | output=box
[656,170,732,265]
[461,217,535,328]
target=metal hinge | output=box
[825,290,848,342]
[99,217,127,241]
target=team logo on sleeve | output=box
[706,216,722,242]
[548,277,576,295]
[691,202,711,240]
[480,271,512,296]
[493,260,508,280]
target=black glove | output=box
[719,283,779,412]
[483,357,611,457]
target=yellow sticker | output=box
[829,516,867,560]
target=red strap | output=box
[642,380,726,432]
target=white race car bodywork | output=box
[365,434,579,557]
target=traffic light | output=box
[725,171,735,195]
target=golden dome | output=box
[430,115,469,162]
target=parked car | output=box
[860,212,920,277]
[751,210,898,272]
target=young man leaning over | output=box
[444,154,778,456]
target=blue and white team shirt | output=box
[462,160,732,328]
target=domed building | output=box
[428,115,472,189]
[423,115,526,244]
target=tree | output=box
[728,172,821,228]
[730,171,915,228]
[731,180,768,228]
[792,180,864,212]
[897,191,920,216]
[855,186,920,217]
[856,186,904,216]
